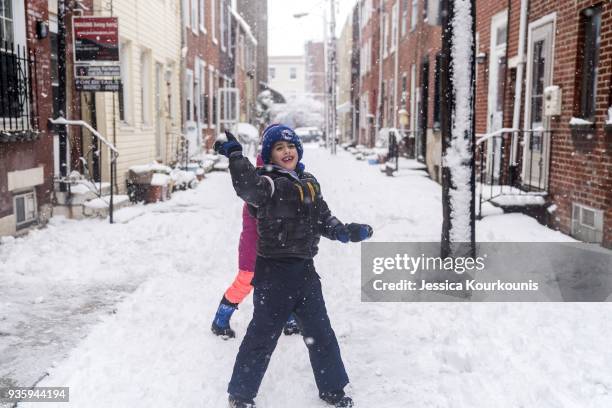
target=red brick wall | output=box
[396,0,441,133]
[185,0,220,149]
[525,0,611,247]
[305,41,325,102]
[474,0,509,135]
[1,0,56,219]
[358,0,382,146]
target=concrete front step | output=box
[53,194,131,220]
[82,195,131,218]
[488,193,549,225]
[54,182,112,205]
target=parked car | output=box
[295,127,323,143]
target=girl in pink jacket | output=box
[211,155,299,338]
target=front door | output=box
[486,11,507,181]
[523,17,554,190]
[155,62,164,160]
[417,59,429,163]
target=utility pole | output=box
[323,12,329,150]
[440,0,476,258]
[329,0,337,154]
[57,0,68,191]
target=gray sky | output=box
[268,0,357,56]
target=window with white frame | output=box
[239,34,245,68]
[1,0,28,124]
[211,0,217,42]
[391,2,398,51]
[360,93,369,129]
[208,66,215,127]
[220,0,226,50]
[389,78,395,125]
[227,4,233,57]
[183,0,190,28]
[269,66,276,79]
[119,42,131,123]
[140,50,151,125]
[166,65,175,120]
[401,0,408,36]
[289,67,297,80]
[383,13,389,57]
[185,69,193,122]
[401,72,407,105]
[410,64,416,131]
[14,190,37,228]
[194,63,201,123]
[191,0,198,33]
[0,0,15,46]
[200,64,208,125]
[199,0,206,32]
[411,0,418,31]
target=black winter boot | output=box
[320,390,354,407]
[282,313,301,336]
[228,394,256,408]
[211,297,238,339]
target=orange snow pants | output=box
[224,269,255,304]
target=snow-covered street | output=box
[2,145,611,408]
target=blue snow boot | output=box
[212,298,237,339]
[282,313,301,336]
[320,390,354,407]
[228,394,256,408]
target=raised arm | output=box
[228,154,273,207]
[215,131,273,207]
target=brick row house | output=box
[474,0,611,247]
[0,0,97,235]
[345,0,610,247]
[183,0,259,151]
[1,0,263,238]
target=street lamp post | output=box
[293,1,337,155]
[328,0,337,155]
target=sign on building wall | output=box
[72,17,121,92]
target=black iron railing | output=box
[476,129,551,217]
[50,118,120,224]
[0,43,38,138]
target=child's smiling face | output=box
[270,141,298,171]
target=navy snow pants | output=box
[227,256,349,400]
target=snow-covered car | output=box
[294,127,322,143]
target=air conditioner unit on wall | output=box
[571,203,604,244]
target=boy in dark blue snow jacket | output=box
[214,124,373,408]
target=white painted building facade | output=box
[93,0,182,192]
[268,55,306,101]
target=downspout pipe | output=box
[393,2,399,129]
[375,1,384,141]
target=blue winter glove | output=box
[333,224,350,243]
[214,130,242,158]
[346,223,373,242]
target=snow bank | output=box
[569,117,593,125]
[129,162,172,174]
[83,195,130,209]
[150,173,171,186]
